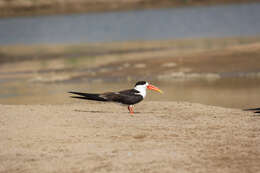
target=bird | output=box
[68,81,163,114]
[244,107,260,114]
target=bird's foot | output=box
[128,105,134,115]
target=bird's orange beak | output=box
[147,84,163,94]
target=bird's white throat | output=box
[134,85,147,98]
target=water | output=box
[0,3,260,45]
[0,78,260,109]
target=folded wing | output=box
[69,89,143,105]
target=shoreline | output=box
[0,0,259,18]
[1,36,260,81]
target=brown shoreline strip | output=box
[0,0,259,18]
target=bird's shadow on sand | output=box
[74,109,110,113]
[73,109,153,114]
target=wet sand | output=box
[0,101,259,172]
[1,37,260,108]
[1,37,260,83]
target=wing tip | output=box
[244,107,260,111]
[70,96,86,99]
[243,107,260,115]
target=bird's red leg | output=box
[128,105,134,114]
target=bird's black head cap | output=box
[135,81,147,86]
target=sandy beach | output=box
[1,101,259,172]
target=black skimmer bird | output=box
[244,107,260,114]
[69,81,162,114]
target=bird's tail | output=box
[68,91,107,102]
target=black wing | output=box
[244,107,260,114]
[104,89,143,105]
[118,89,140,95]
[69,89,143,105]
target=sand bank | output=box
[0,101,259,172]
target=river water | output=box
[0,3,260,45]
[1,3,260,109]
